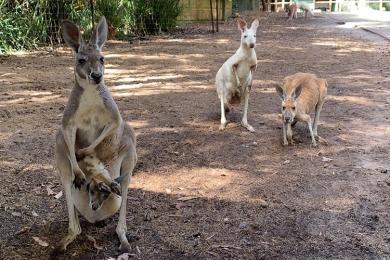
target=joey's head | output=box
[237,18,259,49]
[275,85,302,124]
[61,17,108,86]
[86,180,112,211]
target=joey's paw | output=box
[283,140,289,146]
[110,181,121,196]
[73,174,86,189]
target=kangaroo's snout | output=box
[90,72,102,83]
[249,43,255,48]
[91,203,99,211]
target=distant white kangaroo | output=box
[215,18,259,132]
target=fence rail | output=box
[266,0,390,11]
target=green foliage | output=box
[384,2,390,11]
[0,0,48,54]
[0,0,182,54]
[368,2,380,10]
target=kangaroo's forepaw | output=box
[311,142,318,148]
[283,140,289,146]
[76,146,94,158]
[111,181,121,196]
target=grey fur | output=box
[52,16,137,257]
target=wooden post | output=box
[216,0,219,32]
[210,0,215,33]
[380,0,383,10]
[329,0,333,12]
[282,0,285,11]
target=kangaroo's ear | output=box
[292,85,303,100]
[90,16,108,51]
[250,19,259,30]
[237,18,247,32]
[275,85,285,100]
[61,20,84,53]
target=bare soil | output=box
[1,12,390,260]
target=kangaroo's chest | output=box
[74,89,112,145]
[237,61,255,83]
[236,53,257,80]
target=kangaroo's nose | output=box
[91,72,102,81]
[284,117,291,122]
[92,204,99,211]
[249,43,255,48]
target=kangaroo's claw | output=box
[110,181,121,196]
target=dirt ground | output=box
[1,12,390,259]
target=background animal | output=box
[287,1,314,20]
[215,17,259,132]
[275,73,327,146]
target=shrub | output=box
[0,0,182,54]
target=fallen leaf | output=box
[177,196,198,201]
[54,191,63,199]
[11,212,22,217]
[33,236,49,247]
[15,226,31,235]
[283,160,290,164]
[86,235,103,250]
[322,157,333,162]
[46,186,55,196]
[32,210,39,217]
[117,253,136,260]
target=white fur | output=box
[215,18,259,132]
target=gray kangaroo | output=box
[52,17,137,257]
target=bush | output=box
[0,0,182,54]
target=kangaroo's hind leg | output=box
[51,131,81,258]
[113,147,137,253]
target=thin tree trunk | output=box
[210,0,214,33]
[216,0,219,32]
[90,0,95,28]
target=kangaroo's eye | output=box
[100,57,104,64]
[282,106,286,110]
[78,58,86,64]
[254,35,256,37]
[292,107,296,110]
[244,35,247,38]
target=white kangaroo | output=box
[52,17,137,258]
[215,18,259,132]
